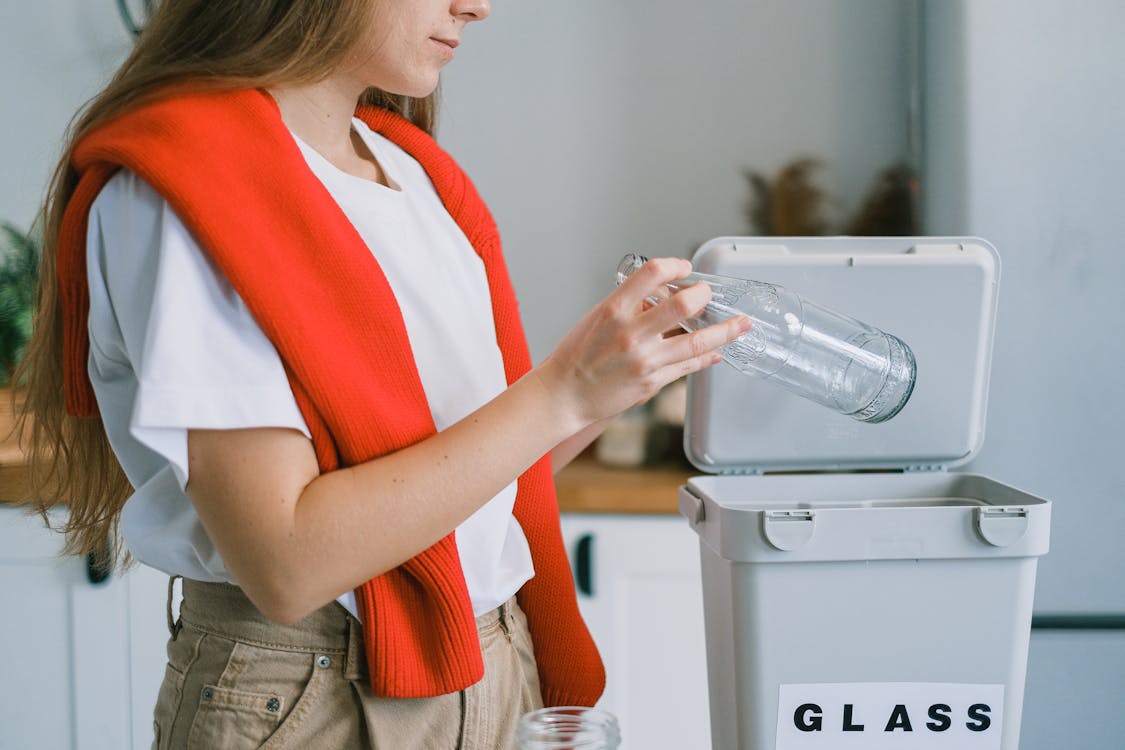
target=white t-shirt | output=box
[85,118,534,618]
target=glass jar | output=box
[616,253,916,423]
[516,706,621,750]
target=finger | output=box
[653,314,751,369]
[651,350,724,390]
[637,280,714,338]
[613,256,693,310]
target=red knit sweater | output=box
[57,89,604,704]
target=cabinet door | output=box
[0,506,168,750]
[1019,629,1125,749]
[560,513,712,750]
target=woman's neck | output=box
[268,81,391,186]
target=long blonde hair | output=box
[16,0,436,568]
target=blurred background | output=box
[1,0,922,363]
[1,1,1122,749]
[440,0,920,362]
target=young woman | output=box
[18,1,749,747]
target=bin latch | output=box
[763,510,816,551]
[976,506,1029,547]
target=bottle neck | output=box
[615,253,648,286]
[616,253,736,301]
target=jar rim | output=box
[516,706,621,748]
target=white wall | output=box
[0,2,133,227]
[440,0,916,360]
[923,0,1125,613]
[0,1,914,365]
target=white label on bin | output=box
[776,682,1004,749]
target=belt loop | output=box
[344,614,363,680]
[498,598,514,643]
[166,575,183,639]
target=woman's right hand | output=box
[534,256,750,431]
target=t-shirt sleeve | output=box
[86,169,310,488]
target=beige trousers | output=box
[152,579,543,750]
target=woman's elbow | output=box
[235,570,327,625]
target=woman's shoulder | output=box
[86,167,221,313]
[92,168,161,213]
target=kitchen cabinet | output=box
[1019,629,1125,749]
[0,434,700,750]
[1,513,710,750]
[0,505,168,750]
[560,512,711,750]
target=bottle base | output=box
[849,334,917,423]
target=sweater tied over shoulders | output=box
[57,87,604,705]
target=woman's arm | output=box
[549,418,612,473]
[186,370,577,623]
[185,258,749,623]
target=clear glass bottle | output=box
[616,253,916,423]
[516,706,621,750]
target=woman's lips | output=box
[430,37,459,61]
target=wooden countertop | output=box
[0,391,30,503]
[553,455,693,514]
[2,393,691,513]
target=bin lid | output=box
[683,236,1000,474]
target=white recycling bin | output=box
[679,237,1050,750]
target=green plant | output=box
[0,221,39,386]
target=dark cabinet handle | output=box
[85,534,113,585]
[575,533,593,597]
